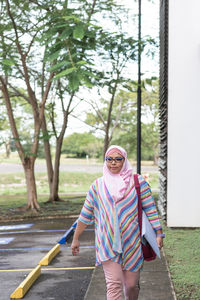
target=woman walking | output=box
[71,145,164,300]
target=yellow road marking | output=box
[0,266,95,272]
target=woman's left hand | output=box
[156,236,163,249]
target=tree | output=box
[85,79,160,162]
[83,37,137,156]
[62,132,103,158]
[0,0,101,208]
[141,79,159,163]
[0,0,57,210]
[83,29,157,157]
[39,0,121,202]
[0,0,129,207]
[113,79,159,162]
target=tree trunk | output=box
[41,117,54,195]
[104,134,110,159]
[48,115,69,202]
[104,103,113,156]
[49,137,62,202]
[23,157,40,210]
[103,80,118,158]
[47,92,73,202]
[154,153,159,166]
[0,76,40,211]
[5,140,11,158]
[103,101,114,158]
[153,144,159,165]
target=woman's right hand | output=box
[71,239,80,256]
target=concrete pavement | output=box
[84,250,177,300]
[0,218,176,299]
[0,218,95,300]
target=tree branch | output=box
[6,0,38,111]
[84,99,106,126]
[71,113,105,133]
[7,83,31,104]
[109,96,123,140]
[0,76,25,162]
[39,72,54,124]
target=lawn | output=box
[0,170,102,220]
[0,172,102,195]
[163,225,200,300]
[0,193,85,220]
[0,170,158,219]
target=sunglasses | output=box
[105,157,124,163]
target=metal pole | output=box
[137,0,142,174]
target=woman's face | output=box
[106,152,124,174]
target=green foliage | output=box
[0,0,159,207]
[0,0,125,166]
[0,0,109,96]
[53,67,77,80]
[62,132,103,158]
[73,24,85,39]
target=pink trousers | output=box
[102,260,140,300]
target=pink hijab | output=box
[103,145,133,201]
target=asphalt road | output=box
[0,218,95,300]
[0,162,158,174]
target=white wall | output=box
[167,0,200,226]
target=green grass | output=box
[146,172,159,189]
[58,172,102,193]
[0,170,159,220]
[163,225,200,299]
[0,172,102,195]
[0,170,102,220]
[0,193,85,220]
[0,171,159,195]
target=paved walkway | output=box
[84,250,177,300]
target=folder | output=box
[142,211,161,259]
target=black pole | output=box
[137,0,142,174]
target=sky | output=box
[66,0,160,136]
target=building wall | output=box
[159,0,168,220]
[167,0,200,226]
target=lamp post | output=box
[137,0,142,174]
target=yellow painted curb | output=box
[39,243,60,266]
[10,265,41,299]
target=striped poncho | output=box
[79,174,162,272]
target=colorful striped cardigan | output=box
[79,174,162,272]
